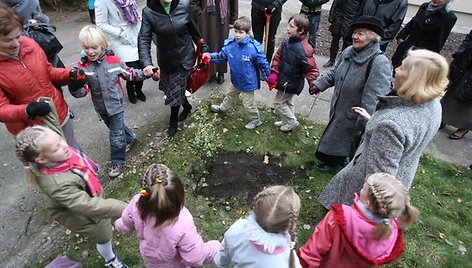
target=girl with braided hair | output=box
[15,125,129,268]
[114,163,220,267]
[298,173,419,267]
[213,185,302,267]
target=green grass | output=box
[36,96,472,267]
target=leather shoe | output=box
[217,72,225,84]
[449,129,469,140]
[316,163,337,173]
[322,59,335,68]
[208,74,217,83]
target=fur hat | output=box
[350,15,384,37]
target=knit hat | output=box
[350,15,384,37]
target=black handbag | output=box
[24,22,63,57]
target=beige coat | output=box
[34,170,127,243]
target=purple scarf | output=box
[114,0,141,25]
[206,0,228,25]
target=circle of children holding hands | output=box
[15,129,420,268]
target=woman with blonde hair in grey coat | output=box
[318,49,447,209]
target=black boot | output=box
[168,106,179,136]
[216,72,225,84]
[126,83,137,104]
[178,100,192,121]
[135,83,146,102]
[208,74,217,83]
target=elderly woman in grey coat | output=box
[318,49,448,209]
[309,15,392,173]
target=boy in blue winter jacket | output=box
[204,16,271,130]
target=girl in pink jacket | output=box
[298,173,419,267]
[115,164,220,267]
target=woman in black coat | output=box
[391,0,456,68]
[139,0,207,136]
[441,29,472,140]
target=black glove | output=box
[265,4,276,14]
[69,67,86,81]
[26,101,51,119]
[200,42,210,53]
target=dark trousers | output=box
[328,32,351,61]
[251,8,282,62]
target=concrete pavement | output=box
[1,0,471,266]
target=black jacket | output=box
[328,0,363,38]
[251,0,288,13]
[392,2,456,67]
[359,0,408,45]
[449,30,472,102]
[138,0,202,73]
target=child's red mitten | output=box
[202,53,211,64]
[309,84,319,95]
[267,72,278,91]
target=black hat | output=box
[350,15,384,37]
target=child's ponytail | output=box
[397,198,420,229]
[137,164,185,228]
[373,218,392,241]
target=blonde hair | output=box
[252,186,301,268]
[137,164,185,228]
[78,25,108,49]
[365,173,419,240]
[396,49,448,103]
[15,125,52,184]
[365,29,381,43]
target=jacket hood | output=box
[332,203,404,265]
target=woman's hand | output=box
[352,106,371,121]
[396,38,404,45]
[143,65,155,77]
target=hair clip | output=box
[382,218,389,225]
[139,189,149,197]
[154,175,162,184]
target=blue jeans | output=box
[307,12,321,49]
[99,112,134,165]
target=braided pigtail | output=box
[365,173,419,240]
[253,185,300,267]
[15,126,50,184]
[137,164,185,229]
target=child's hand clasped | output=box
[352,106,371,121]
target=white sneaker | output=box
[125,134,137,152]
[274,121,284,127]
[108,164,124,178]
[210,104,225,113]
[105,257,129,268]
[280,121,299,132]
[245,119,263,130]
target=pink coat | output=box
[297,201,404,268]
[115,194,220,268]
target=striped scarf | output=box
[36,146,102,197]
[206,0,228,25]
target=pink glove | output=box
[202,53,211,64]
[267,72,278,91]
[309,84,319,95]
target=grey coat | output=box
[318,95,442,209]
[4,0,49,25]
[313,42,392,157]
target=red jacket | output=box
[0,36,71,135]
[298,202,404,268]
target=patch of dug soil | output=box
[193,151,307,203]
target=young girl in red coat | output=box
[298,173,419,267]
